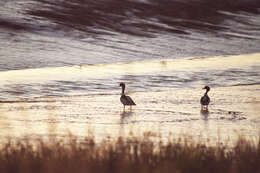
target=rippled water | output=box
[0,0,260,143]
[0,84,259,145]
[0,54,259,101]
[1,0,260,71]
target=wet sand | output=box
[0,84,259,145]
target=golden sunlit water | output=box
[0,53,259,85]
[0,53,259,145]
[0,85,259,145]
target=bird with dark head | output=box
[200,86,210,111]
[119,82,136,112]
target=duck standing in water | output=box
[119,83,136,112]
[200,86,210,111]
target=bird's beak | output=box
[202,87,206,89]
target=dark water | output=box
[0,0,260,100]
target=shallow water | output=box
[1,0,260,144]
[0,84,259,145]
[0,53,260,101]
[0,54,259,145]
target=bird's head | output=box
[120,82,125,88]
[203,86,210,91]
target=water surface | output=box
[0,0,260,144]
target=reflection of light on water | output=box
[200,110,209,120]
[0,53,259,101]
[0,84,259,145]
[0,53,259,85]
[0,53,259,143]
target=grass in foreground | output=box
[0,135,259,173]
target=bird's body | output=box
[120,95,136,106]
[200,86,210,110]
[200,94,210,106]
[120,83,136,111]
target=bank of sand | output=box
[0,84,259,145]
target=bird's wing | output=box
[125,96,136,105]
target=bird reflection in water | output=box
[200,109,209,120]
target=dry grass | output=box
[0,134,259,173]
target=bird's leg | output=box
[201,105,207,111]
[201,105,209,111]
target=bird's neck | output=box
[121,87,125,95]
[205,89,209,95]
